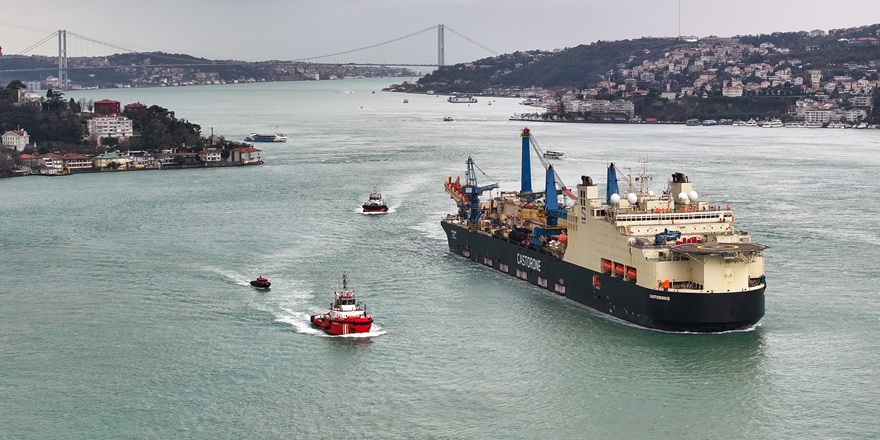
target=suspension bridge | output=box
[0,24,498,89]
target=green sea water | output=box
[1,79,878,439]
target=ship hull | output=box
[310,315,373,335]
[442,221,764,332]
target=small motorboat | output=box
[362,189,389,213]
[250,276,271,289]
[310,273,373,335]
[443,116,454,122]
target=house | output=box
[198,148,223,163]
[2,129,30,151]
[228,146,262,164]
[94,99,121,115]
[124,102,148,117]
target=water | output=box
[2,79,878,439]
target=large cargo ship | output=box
[441,128,767,332]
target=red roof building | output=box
[94,99,121,116]
[124,102,148,117]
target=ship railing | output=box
[670,280,703,290]
[612,210,731,224]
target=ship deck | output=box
[672,242,767,255]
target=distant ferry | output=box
[245,132,287,142]
[762,118,783,128]
[448,95,478,104]
[543,150,565,159]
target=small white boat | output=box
[543,150,565,160]
[447,95,477,103]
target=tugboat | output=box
[250,276,271,289]
[362,189,389,213]
[310,273,373,335]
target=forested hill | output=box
[409,23,880,94]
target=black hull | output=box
[441,221,764,332]
[362,205,388,212]
[250,282,271,289]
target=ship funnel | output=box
[606,163,619,204]
[521,128,532,194]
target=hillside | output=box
[409,23,880,94]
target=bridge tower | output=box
[437,24,445,67]
[57,29,68,90]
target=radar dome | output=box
[688,191,699,202]
[678,192,689,203]
[627,193,637,204]
[648,190,655,197]
[610,193,621,205]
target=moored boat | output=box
[310,273,373,335]
[440,127,767,333]
[362,189,389,213]
[762,118,784,128]
[250,276,271,289]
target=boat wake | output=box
[411,212,450,241]
[274,308,386,337]
[204,266,252,287]
[358,209,389,215]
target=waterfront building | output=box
[92,152,132,169]
[198,148,223,163]
[61,154,93,170]
[228,146,262,164]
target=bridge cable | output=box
[0,31,58,71]
[445,26,499,56]
[295,25,439,61]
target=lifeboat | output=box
[614,264,625,276]
[602,260,613,273]
[627,268,637,280]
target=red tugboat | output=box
[362,189,389,213]
[310,273,373,335]
[250,276,271,289]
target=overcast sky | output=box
[2,0,879,66]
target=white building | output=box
[609,99,635,117]
[87,116,134,144]
[2,129,30,151]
